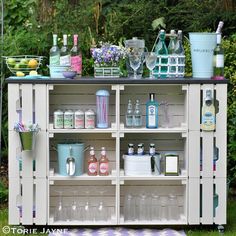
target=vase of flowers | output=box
[91,43,126,78]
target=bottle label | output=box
[50,55,60,66]
[88,162,97,174]
[133,115,142,127]
[64,114,74,128]
[215,55,224,68]
[126,115,133,127]
[100,163,108,174]
[75,115,84,129]
[148,105,156,126]
[202,111,215,130]
[60,55,71,66]
[71,55,82,74]
[85,115,95,129]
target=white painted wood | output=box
[214,178,226,224]
[49,127,116,133]
[188,131,200,178]
[35,178,47,225]
[8,84,20,131]
[201,132,214,178]
[201,178,213,224]
[8,131,21,178]
[22,178,34,224]
[215,84,227,178]
[188,84,201,131]
[119,175,187,181]
[116,135,120,224]
[188,178,200,224]
[120,127,187,133]
[8,178,20,224]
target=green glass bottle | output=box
[155,30,168,78]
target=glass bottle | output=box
[155,30,168,78]
[168,29,176,77]
[49,34,60,66]
[60,34,71,66]
[71,34,82,76]
[212,33,224,80]
[87,147,98,176]
[174,30,185,77]
[146,93,158,128]
[99,147,109,176]
[133,99,142,127]
[125,99,133,127]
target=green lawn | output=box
[1,200,236,235]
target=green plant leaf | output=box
[151,17,166,31]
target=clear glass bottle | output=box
[155,30,168,78]
[49,34,60,66]
[99,147,109,176]
[125,99,133,127]
[133,99,142,127]
[146,93,158,128]
[71,34,82,76]
[87,147,98,176]
[212,33,224,80]
[174,30,185,77]
[60,34,71,66]
[168,29,177,77]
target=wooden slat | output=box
[188,178,200,224]
[215,84,227,178]
[8,84,20,130]
[188,131,200,177]
[8,131,20,178]
[35,178,47,225]
[201,132,214,178]
[188,84,201,131]
[214,178,226,224]
[201,178,213,224]
[22,178,34,224]
[8,178,20,224]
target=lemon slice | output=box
[16,71,25,77]
[29,70,38,76]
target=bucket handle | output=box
[51,144,91,152]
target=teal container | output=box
[57,143,84,176]
[189,33,217,78]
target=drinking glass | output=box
[168,194,179,220]
[159,101,170,128]
[151,193,161,221]
[69,191,79,221]
[124,193,136,221]
[137,193,149,221]
[129,50,143,79]
[160,195,168,221]
[82,189,94,222]
[145,52,157,79]
[54,190,67,222]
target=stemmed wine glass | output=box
[95,188,107,221]
[129,50,143,79]
[145,52,157,79]
[70,190,79,221]
[54,190,67,222]
[83,189,94,222]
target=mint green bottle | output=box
[155,30,168,78]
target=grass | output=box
[0,200,236,235]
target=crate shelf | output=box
[7,78,227,226]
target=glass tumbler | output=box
[151,194,161,221]
[168,194,179,220]
[138,193,149,221]
[96,90,110,128]
[124,194,136,221]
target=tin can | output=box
[149,143,156,156]
[85,109,95,129]
[137,143,144,155]
[64,110,74,129]
[128,143,134,155]
[74,109,84,129]
[53,109,64,129]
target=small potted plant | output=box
[91,42,127,78]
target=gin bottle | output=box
[49,34,60,66]
[155,30,168,78]
[146,93,158,128]
[168,30,176,77]
[71,34,82,76]
[125,99,133,127]
[60,34,71,66]
[174,30,185,77]
[133,99,142,127]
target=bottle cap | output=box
[150,93,155,100]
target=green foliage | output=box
[0,181,8,204]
